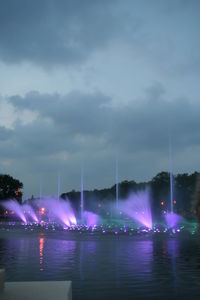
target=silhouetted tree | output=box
[0,174,23,204]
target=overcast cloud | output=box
[0,0,199,198]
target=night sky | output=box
[0,0,199,198]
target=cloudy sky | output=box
[0,0,199,198]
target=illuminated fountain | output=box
[37,197,77,226]
[22,204,38,223]
[40,176,43,200]
[165,212,181,229]
[165,139,181,230]
[116,154,119,211]
[81,164,84,223]
[57,173,61,200]
[0,160,190,235]
[83,211,99,227]
[169,139,174,214]
[119,189,152,229]
[2,200,27,224]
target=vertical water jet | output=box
[40,176,43,200]
[116,154,119,211]
[81,163,84,223]
[57,173,61,200]
[169,139,174,214]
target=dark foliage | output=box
[61,171,200,220]
[0,174,23,206]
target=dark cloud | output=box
[0,0,199,197]
[1,83,200,195]
[10,91,111,136]
[0,0,132,67]
[7,84,200,158]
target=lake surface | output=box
[1,231,200,299]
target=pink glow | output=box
[38,197,77,226]
[83,211,99,227]
[23,204,39,223]
[119,190,152,229]
[165,212,180,229]
[2,200,27,224]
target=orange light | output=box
[173,200,176,205]
[40,207,45,215]
[15,187,20,196]
[40,237,44,271]
[161,201,164,206]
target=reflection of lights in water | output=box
[39,237,44,271]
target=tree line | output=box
[0,172,199,220]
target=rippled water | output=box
[1,232,200,299]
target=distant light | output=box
[40,208,45,215]
[173,200,176,205]
[161,201,164,206]
[15,187,20,196]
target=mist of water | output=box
[23,204,39,223]
[37,197,77,226]
[119,189,152,229]
[2,200,27,224]
[83,211,100,227]
[165,212,181,229]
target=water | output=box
[1,232,200,299]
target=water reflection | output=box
[167,239,179,259]
[1,234,200,299]
[123,240,153,275]
[39,237,44,271]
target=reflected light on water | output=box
[39,237,44,271]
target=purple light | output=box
[119,189,152,229]
[2,200,27,224]
[165,212,180,229]
[83,211,99,227]
[36,197,77,226]
[23,204,39,223]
